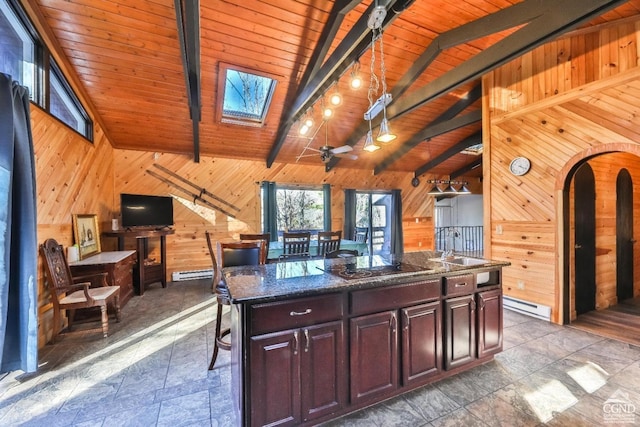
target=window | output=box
[0,0,36,98]
[49,60,91,138]
[219,64,276,126]
[275,187,324,238]
[0,0,92,140]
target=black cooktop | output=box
[323,256,428,280]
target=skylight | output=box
[220,66,276,126]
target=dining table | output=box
[267,239,368,260]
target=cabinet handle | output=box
[293,330,299,355]
[304,329,310,352]
[290,308,312,316]
[390,312,397,332]
[455,282,467,287]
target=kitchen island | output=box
[223,251,510,427]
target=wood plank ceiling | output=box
[32,0,640,179]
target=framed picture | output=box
[72,214,101,260]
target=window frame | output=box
[216,62,277,127]
[2,0,93,141]
[274,184,326,240]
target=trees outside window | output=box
[276,188,324,238]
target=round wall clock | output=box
[509,156,531,176]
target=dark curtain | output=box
[0,73,38,373]
[343,189,356,241]
[390,189,404,256]
[323,184,331,231]
[261,181,277,241]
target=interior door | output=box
[574,163,596,315]
[616,169,634,302]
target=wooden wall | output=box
[33,106,116,345]
[111,150,443,278]
[485,18,640,323]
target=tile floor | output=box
[1,279,639,426]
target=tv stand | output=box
[103,228,175,295]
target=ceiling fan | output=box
[296,120,358,164]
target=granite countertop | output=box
[223,251,510,304]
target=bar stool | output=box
[206,233,263,370]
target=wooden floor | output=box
[570,297,640,346]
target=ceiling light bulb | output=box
[299,124,309,135]
[363,130,380,152]
[350,74,362,89]
[330,91,342,106]
[376,118,396,143]
[323,107,333,119]
[304,116,314,128]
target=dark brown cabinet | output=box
[232,265,505,426]
[249,321,345,427]
[444,294,476,370]
[477,288,503,358]
[401,301,442,386]
[247,294,346,426]
[350,311,398,404]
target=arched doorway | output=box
[560,147,640,330]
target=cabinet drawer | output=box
[250,293,344,335]
[351,279,440,316]
[443,274,475,297]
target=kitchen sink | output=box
[443,257,488,266]
[429,256,488,266]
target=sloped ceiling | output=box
[31,0,640,179]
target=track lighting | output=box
[426,180,471,196]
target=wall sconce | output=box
[427,180,471,196]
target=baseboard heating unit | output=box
[503,296,551,321]
[172,269,213,282]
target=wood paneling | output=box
[487,19,640,323]
[32,106,116,346]
[112,150,442,278]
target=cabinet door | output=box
[300,321,346,422]
[401,301,442,386]
[444,295,476,370]
[477,289,503,358]
[350,311,398,404]
[250,330,301,427]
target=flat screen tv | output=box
[120,193,174,229]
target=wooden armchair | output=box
[40,238,121,342]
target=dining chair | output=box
[280,231,311,260]
[317,230,342,258]
[354,227,369,244]
[239,232,270,264]
[206,233,263,370]
[40,238,121,342]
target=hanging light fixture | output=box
[426,180,471,196]
[363,121,380,152]
[329,82,342,107]
[303,108,314,128]
[363,2,396,149]
[349,61,362,90]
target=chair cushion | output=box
[60,286,120,305]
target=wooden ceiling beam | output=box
[414,131,482,177]
[373,83,481,174]
[450,156,483,180]
[387,0,630,120]
[174,0,201,162]
[266,0,402,167]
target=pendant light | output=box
[374,23,395,143]
[363,121,380,152]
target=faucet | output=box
[441,227,458,260]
